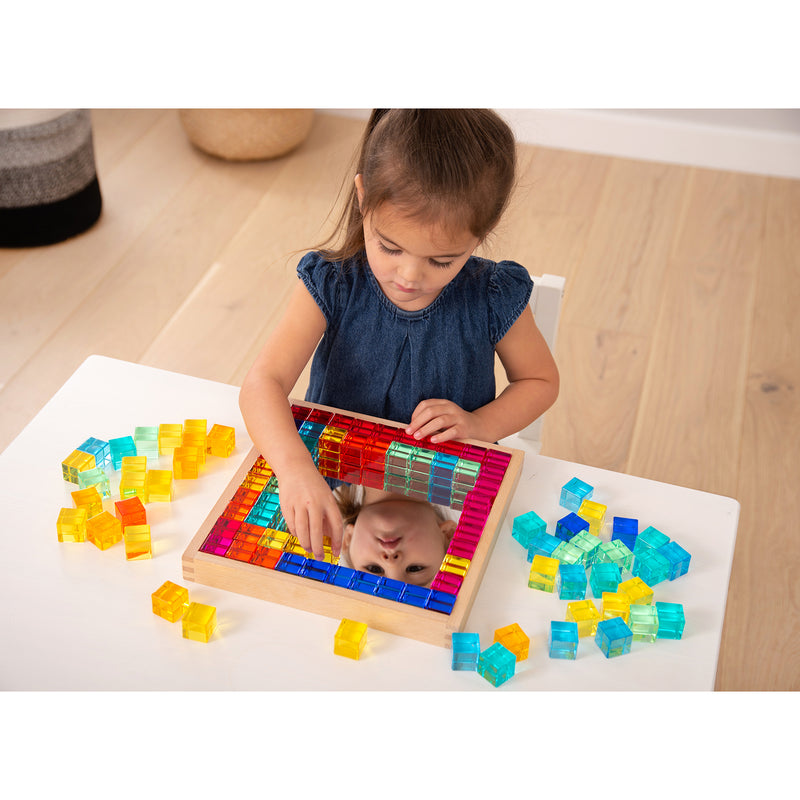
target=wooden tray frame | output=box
[182,400,524,647]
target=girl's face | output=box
[343,494,456,587]
[356,175,479,312]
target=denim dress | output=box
[298,251,533,425]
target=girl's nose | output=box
[381,551,399,561]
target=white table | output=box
[0,356,738,690]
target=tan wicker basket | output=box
[179,109,315,161]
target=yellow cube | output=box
[124,524,152,560]
[146,469,173,502]
[119,455,148,500]
[62,449,96,484]
[207,424,235,457]
[602,591,631,623]
[334,619,367,659]
[493,623,530,661]
[71,485,103,518]
[158,423,183,455]
[182,602,217,642]
[86,511,123,551]
[566,599,602,637]
[578,499,607,536]
[182,419,207,465]
[152,580,189,622]
[618,577,654,606]
[173,446,201,479]
[528,554,559,592]
[57,507,88,542]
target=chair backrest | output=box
[515,273,565,451]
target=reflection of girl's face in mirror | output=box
[341,488,456,587]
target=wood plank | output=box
[716,176,800,690]
[627,168,766,496]
[545,158,690,466]
[139,113,366,385]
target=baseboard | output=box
[320,109,800,180]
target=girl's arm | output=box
[406,306,560,443]
[239,281,343,559]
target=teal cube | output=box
[657,541,691,580]
[109,435,137,470]
[478,642,516,687]
[589,562,622,598]
[655,602,685,639]
[549,621,579,659]
[633,525,670,557]
[632,548,671,586]
[512,510,547,550]
[560,477,593,512]
[595,617,632,658]
[77,437,111,469]
[526,530,562,562]
[451,632,481,671]
[557,563,587,600]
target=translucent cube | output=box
[629,604,659,642]
[109,436,137,470]
[57,507,88,542]
[134,426,160,459]
[207,424,236,457]
[549,621,579,660]
[146,469,173,502]
[566,599,602,637]
[86,511,122,550]
[71,485,103,518]
[557,563,587,600]
[158,423,184,455]
[77,466,111,498]
[617,576,654,606]
[590,562,622,598]
[657,540,692,580]
[634,525,670,557]
[555,512,589,542]
[451,632,481,671]
[123,524,152,560]
[601,591,631,623]
[493,623,530,661]
[62,449,96,484]
[152,580,189,622]
[182,602,217,642]
[612,516,639,551]
[552,539,584,565]
[595,617,633,658]
[594,539,634,573]
[512,510,547,549]
[526,530,562,562]
[655,602,685,639]
[334,618,367,659]
[478,642,516,687]
[560,477,593,513]
[528,555,559,592]
[632,548,671,586]
[578,499,607,536]
[569,530,601,566]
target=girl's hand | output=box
[278,462,343,561]
[406,399,483,443]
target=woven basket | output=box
[179,109,315,161]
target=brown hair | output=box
[318,109,517,262]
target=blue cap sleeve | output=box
[488,260,534,344]
[296,251,341,324]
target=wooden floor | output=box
[1,109,797,690]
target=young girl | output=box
[334,483,457,588]
[240,109,559,561]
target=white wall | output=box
[322,109,800,180]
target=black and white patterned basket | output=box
[0,109,102,247]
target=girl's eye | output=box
[406,565,426,574]
[364,564,385,575]
[378,241,401,256]
[429,259,454,269]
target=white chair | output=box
[503,273,565,453]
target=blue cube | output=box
[632,548,671,586]
[657,541,692,580]
[589,562,622,598]
[526,529,562,562]
[325,565,357,589]
[633,525,670,557]
[560,477,594,513]
[426,589,457,614]
[451,632,481,671]
[655,602,686,639]
[556,512,590,542]
[478,642,516,686]
[557,563,587,600]
[595,617,633,658]
[512,510,547,549]
[549,621,579,659]
[612,516,639,551]
[77,437,111,469]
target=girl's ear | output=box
[343,523,355,549]
[354,174,365,212]
[440,519,457,545]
